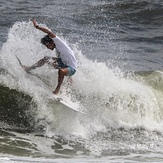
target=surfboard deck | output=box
[15,55,85,114]
[53,95,85,114]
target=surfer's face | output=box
[45,42,56,50]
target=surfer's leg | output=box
[53,68,68,94]
[26,56,51,71]
[32,56,50,68]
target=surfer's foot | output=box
[53,87,60,95]
[22,65,31,72]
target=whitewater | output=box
[0,0,163,162]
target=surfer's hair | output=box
[41,35,53,45]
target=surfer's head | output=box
[41,35,56,50]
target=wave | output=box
[1,21,163,140]
[0,83,36,130]
[117,0,163,25]
[76,0,163,26]
[72,0,163,48]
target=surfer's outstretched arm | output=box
[32,20,56,38]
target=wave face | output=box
[0,83,35,129]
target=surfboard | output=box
[53,95,85,114]
[15,55,85,114]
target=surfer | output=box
[24,20,77,94]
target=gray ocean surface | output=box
[0,0,163,162]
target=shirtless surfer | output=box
[24,20,77,94]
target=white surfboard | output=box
[53,95,85,114]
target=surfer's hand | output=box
[32,20,37,28]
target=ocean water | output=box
[0,0,163,162]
